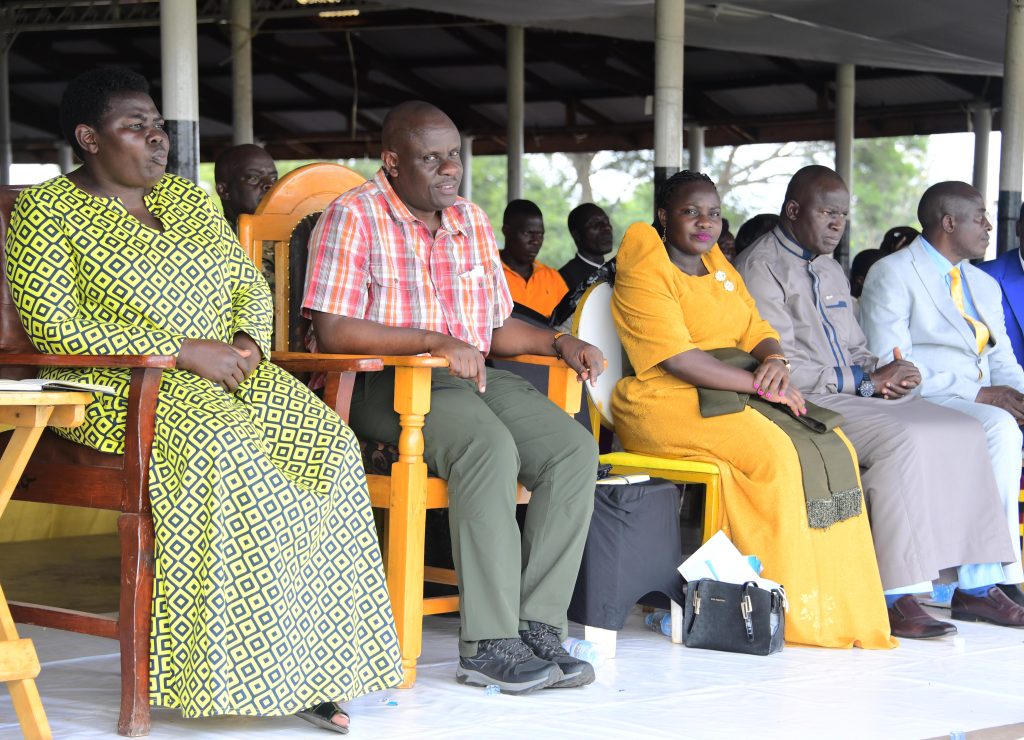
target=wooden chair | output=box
[0,183,379,737]
[0,184,172,737]
[238,163,584,688]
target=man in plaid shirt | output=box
[303,101,605,695]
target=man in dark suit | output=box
[978,202,1024,368]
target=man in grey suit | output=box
[737,166,1017,637]
[860,181,1024,626]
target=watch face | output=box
[859,380,875,397]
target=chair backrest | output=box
[572,281,620,432]
[0,186,36,356]
[238,163,365,352]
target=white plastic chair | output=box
[572,281,725,650]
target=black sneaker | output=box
[519,621,596,689]
[456,638,562,695]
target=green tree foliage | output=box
[849,136,928,256]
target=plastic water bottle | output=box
[484,684,501,696]
[949,731,966,740]
[562,637,602,666]
[644,611,673,636]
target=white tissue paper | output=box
[678,530,784,593]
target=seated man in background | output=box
[500,199,568,320]
[559,203,614,294]
[550,203,617,330]
[733,213,779,260]
[860,180,1024,624]
[849,248,883,299]
[214,143,278,232]
[717,217,737,261]
[737,166,1020,636]
[978,203,1024,368]
[303,100,605,694]
[215,144,280,287]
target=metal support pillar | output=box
[230,0,253,145]
[972,103,992,203]
[160,0,199,181]
[834,63,855,268]
[654,0,684,208]
[998,0,1024,254]
[687,125,704,172]
[506,26,524,202]
[459,132,473,201]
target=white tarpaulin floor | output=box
[3,606,1023,740]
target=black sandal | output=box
[296,702,350,735]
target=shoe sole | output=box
[950,609,1024,627]
[455,666,561,695]
[547,665,596,689]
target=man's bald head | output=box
[917,181,991,262]
[780,165,849,256]
[783,165,846,208]
[379,101,462,225]
[214,144,278,227]
[917,181,982,233]
[381,101,456,151]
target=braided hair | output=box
[653,170,716,236]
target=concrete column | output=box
[972,103,992,203]
[230,0,253,145]
[834,63,855,269]
[160,0,200,182]
[687,124,704,172]
[459,132,473,201]
[654,0,684,201]
[506,25,524,201]
[998,0,1024,254]
[0,37,10,186]
[57,142,74,174]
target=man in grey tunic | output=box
[735,165,1017,638]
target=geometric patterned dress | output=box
[5,174,403,717]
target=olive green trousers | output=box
[349,367,597,657]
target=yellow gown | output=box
[611,223,894,649]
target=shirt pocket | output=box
[455,264,497,338]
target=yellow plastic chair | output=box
[572,281,722,541]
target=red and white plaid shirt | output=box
[303,169,513,354]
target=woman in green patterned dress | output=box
[5,68,402,733]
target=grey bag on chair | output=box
[683,579,786,656]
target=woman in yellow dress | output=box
[611,170,894,649]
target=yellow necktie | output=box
[948,267,989,354]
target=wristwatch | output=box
[858,377,876,397]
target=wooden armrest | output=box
[272,351,448,369]
[0,353,176,368]
[271,354,383,373]
[489,353,568,367]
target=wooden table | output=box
[0,392,91,740]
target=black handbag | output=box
[683,579,786,656]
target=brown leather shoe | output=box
[887,595,957,638]
[951,587,1024,627]
[997,583,1024,608]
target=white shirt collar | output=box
[576,252,604,268]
